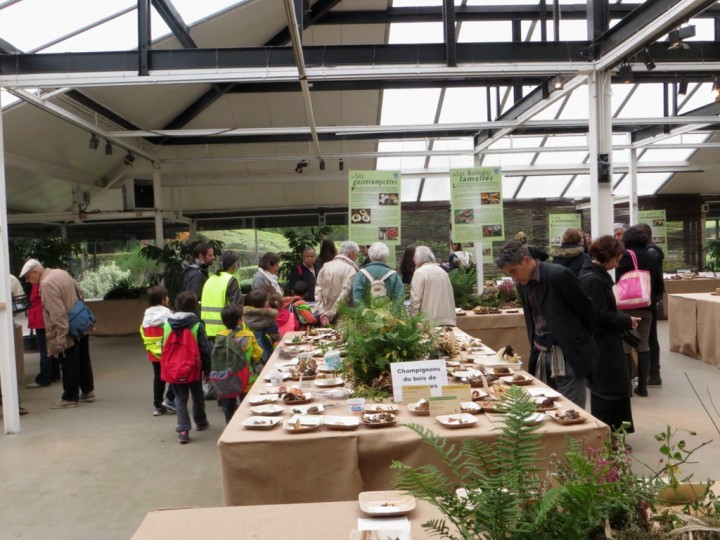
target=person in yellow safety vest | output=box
[200,250,244,339]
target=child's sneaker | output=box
[153,406,166,416]
[196,422,210,431]
[163,399,176,412]
[177,431,189,444]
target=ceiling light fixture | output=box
[677,75,688,96]
[641,48,656,71]
[123,151,135,166]
[712,76,720,101]
[552,75,564,90]
[295,159,308,173]
[339,158,344,171]
[617,62,633,84]
[668,25,695,50]
[104,140,113,156]
[88,133,99,150]
[319,158,325,171]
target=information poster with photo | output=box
[548,214,582,248]
[348,170,401,265]
[638,209,667,248]
[450,167,504,244]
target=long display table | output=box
[668,292,720,366]
[132,500,444,540]
[218,330,609,507]
[661,278,720,320]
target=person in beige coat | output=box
[409,246,456,326]
[315,241,359,325]
[20,259,95,409]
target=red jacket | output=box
[27,284,44,330]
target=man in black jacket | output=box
[497,240,598,408]
[182,241,215,302]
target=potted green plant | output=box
[338,297,437,398]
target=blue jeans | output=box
[172,381,207,432]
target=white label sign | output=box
[390,360,448,402]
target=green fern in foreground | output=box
[392,386,648,540]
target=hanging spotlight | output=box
[319,158,325,171]
[641,48,656,71]
[123,151,135,166]
[104,140,113,156]
[88,133,99,150]
[552,75,564,90]
[668,25,695,50]
[677,75,688,96]
[339,158,344,171]
[295,160,308,173]
[617,62,633,84]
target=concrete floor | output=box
[2,321,720,539]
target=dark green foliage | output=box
[391,387,665,540]
[102,277,146,300]
[139,238,224,303]
[10,237,77,276]
[338,297,436,394]
[448,266,476,306]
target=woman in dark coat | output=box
[551,227,591,276]
[398,245,416,286]
[579,235,638,433]
[616,225,664,397]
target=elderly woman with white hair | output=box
[352,241,404,303]
[315,240,360,325]
[409,246,456,326]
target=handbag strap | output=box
[627,249,639,271]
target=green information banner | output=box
[348,170,401,265]
[548,214,582,247]
[638,209,667,248]
[450,167,504,244]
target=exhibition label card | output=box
[390,360,447,402]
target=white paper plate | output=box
[358,491,416,517]
[459,401,482,414]
[241,416,281,430]
[288,403,324,415]
[247,394,279,405]
[284,415,322,433]
[314,377,344,388]
[524,387,561,399]
[500,375,534,386]
[263,371,292,382]
[437,413,479,428]
[323,415,360,430]
[248,404,284,416]
[408,402,430,416]
[364,403,400,414]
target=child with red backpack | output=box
[161,291,212,444]
[210,305,264,423]
[140,285,176,416]
[284,281,317,330]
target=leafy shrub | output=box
[80,262,131,299]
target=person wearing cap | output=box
[20,259,95,409]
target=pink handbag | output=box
[613,249,652,309]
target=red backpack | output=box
[161,322,202,384]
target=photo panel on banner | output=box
[638,210,667,249]
[348,170,401,266]
[450,168,504,261]
[548,214,582,248]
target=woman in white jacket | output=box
[409,246,456,326]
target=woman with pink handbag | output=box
[616,226,664,397]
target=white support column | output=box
[587,71,615,239]
[0,89,21,434]
[153,168,164,246]
[627,138,639,224]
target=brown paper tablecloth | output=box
[455,310,529,367]
[661,279,720,320]
[132,500,445,540]
[668,293,720,365]
[218,331,609,507]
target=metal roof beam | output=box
[592,0,718,69]
[266,0,343,46]
[151,0,197,49]
[631,100,720,144]
[443,0,457,68]
[138,0,151,76]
